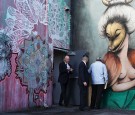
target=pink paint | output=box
[0,0,54,112]
[47,80,53,106]
[0,54,28,112]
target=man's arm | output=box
[59,63,68,74]
[88,65,92,74]
[69,64,74,74]
[112,80,135,92]
[79,63,85,82]
[103,65,108,82]
[79,63,87,86]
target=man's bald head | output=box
[64,55,70,63]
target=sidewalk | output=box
[1,105,135,115]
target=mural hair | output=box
[103,16,129,37]
[98,3,135,37]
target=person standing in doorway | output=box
[88,57,108,109]
[58,55,73,106]
[78,54,89,111]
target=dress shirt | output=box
[82,60,86,65]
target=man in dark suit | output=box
[78,54,89,111]
[58,55,73,106]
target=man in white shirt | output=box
[88,57,108,109]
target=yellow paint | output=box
[106,22,126,52]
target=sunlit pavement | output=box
[1,105,135,115]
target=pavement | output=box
[1,105,135,115]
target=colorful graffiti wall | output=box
[71,0,135,110]
[0,0,70,112]
[49,0,71,49]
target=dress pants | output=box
[91,84,104,109]
[79,84,88,109]
[59,82,68,105]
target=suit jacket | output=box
[58,61,72,84]
[78,61,89,86]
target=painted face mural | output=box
[106,22,126,52]
[0,33,11,80]
[98,0,135,110]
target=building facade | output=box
[0,0,70,112]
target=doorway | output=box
[53,49,90,105]
[53,49,67,104]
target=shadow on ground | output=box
[1,105,135,115]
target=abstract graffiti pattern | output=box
[17,36,50,91]
[4,0,70,52]
[0,0,70,111]
[1,0,53,107]
[5,0,49,53]
[48,0,70,49]
[0,33,12,80]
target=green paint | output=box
[101,88,135,110]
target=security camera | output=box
[64,6,70,12]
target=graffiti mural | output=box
[0,0,71,112]
[0,0,54,112]
[17,35,51,106]
[5,0,49,53]
[98,0,135,110]
[17,36,49,90]
[0,33,12,80]
[48,0,70,49]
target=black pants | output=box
[91,84,104,109]
[59,82,68,105]
[79,85,88,109]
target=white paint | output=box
[4,0,49,53]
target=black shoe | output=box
[64,104,68,107]
[85,107,90,111]
[90,106,95,109]
[59,103,63,106]
[79,107,84,111]
[94,106,100,109]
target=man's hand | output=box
[83,82,87,86]
[70,68,73,72]
[67,68,73,73]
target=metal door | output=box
[53,50,67,104]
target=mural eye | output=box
[108,36,111,40]
[115,33,120,38]
[106,33,110,37]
